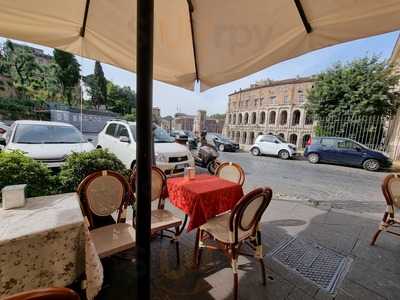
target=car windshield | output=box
[276,135,286,143]
[214,134,230,142]
[154,126,175,143]
[13,124,85,144]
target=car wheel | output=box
[308,153,320,164]
[278,150,290,160]
[363,159,380,171]
[251,147,260,156]
[218,144,225,152]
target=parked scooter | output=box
[188,130,220,174]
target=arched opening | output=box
[280,111,288,125]
[242,131,247,144]
[267,132,273,135]
[251,112,256,124]
[235,131,240,143]
[238,113,243,124]
[259,111,266,124]
[302,134,311,148]
[249,132,255,144]
[305,113,313,125]
[233,114,237,124]
[258,132,263,136]
[278,133,285,140]
[231,132,235,140]
[228,114,232,124]
[289,133,298,145]
[292,110,301,126]
[269,111,276,124]
[244,113,249,124]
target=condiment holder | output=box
[2,184,27,209]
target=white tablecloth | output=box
[0,193,103,299]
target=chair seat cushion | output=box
[90,223,136,258]
[151,209,182,232]
[200,212,252,243]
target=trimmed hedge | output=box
[59,149,129,192]
[0,150,56,198]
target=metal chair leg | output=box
[231,247,239,300]
[175,226,180,265]
[370,229,382,245]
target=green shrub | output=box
[0,150,56,198]
[59,149,129,192]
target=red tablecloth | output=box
[167,174,244,231]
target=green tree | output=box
[106,81,136,115]
[84,61,107,109]
[306,56,400,119]
[53,49,81,106]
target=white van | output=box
[97,120,195,175]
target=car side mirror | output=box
[120,136,130,143]
[0,137,6,146]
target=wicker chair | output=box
[3,288,80,300]
[130,166,183,264]
[371,174,400,245]
[215,162,245,186]
[78,170,136,258]
[194,187,272,300]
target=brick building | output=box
[223,77,314,149]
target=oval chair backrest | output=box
[78,170,129,228]
[383,174,400,210]
[216,162,245,186]
[130,166,166,202]
[229,187,272,244]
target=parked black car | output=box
[171,130,197,149]
[206,133,239,152]
[304,136,392,171]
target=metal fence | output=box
[316,115,388,151]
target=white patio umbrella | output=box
[1,0,400,298]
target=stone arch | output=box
[292,110,301,126]
[269,111,276,125]
[305,113,313,125]
[302,134,311,148]
[228,114,232,124]
[242,131,247,144]
[289,133,298,145]
[259,111,266,124]
[244,112,249,124]
[235,131,240,143]
[279,110,288,125]
[249,132,255,144]
[238,113,243,124]
[251,112,256,124]
[233,114,237,125]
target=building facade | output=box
[223,77,314,149]
[173,113,195,131]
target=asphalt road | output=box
[218,151,390,211]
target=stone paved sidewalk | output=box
[95,197,400,300]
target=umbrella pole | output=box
[136,0,154,299]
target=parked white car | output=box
[0,122,10,150]
[0,120,94,167]
[97,120,195,176]
[249,134,297,159]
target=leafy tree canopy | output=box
[53,49,81,106]
[107,81,136,115]
[306,56,400,119]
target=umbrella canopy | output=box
[1,0,400,91]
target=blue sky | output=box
[1,31,399,117]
